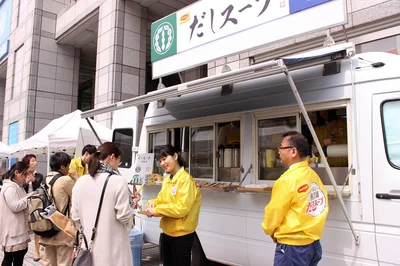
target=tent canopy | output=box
[0,142,12,158]
[10,110,112,157]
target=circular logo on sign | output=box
[0,11,7,37]
[306,182,326,217]
[135,166,141,173]
[153,22,174,55]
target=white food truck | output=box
[82,42,400,266]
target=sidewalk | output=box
[0,235,162,266]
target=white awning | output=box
[81,42,355,119]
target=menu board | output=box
[131,153,155,184]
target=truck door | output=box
[372,92,400,265]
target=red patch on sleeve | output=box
[298,184,309,193]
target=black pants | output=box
[162,232,195,266]
[2,248,27,266]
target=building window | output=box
[17,0,26,26]
[356,35,400,55]
[12,46,24,98]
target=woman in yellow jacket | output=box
[145,144,202,266]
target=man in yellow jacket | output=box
[262,131,329,266]
[68,144,96,180]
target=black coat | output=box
[24,172,44,192]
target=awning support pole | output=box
[283,67,360,245]
[47,145,50,174]
[85,118,102,145]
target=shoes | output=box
[33,257,41,262]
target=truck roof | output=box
[144,51,399,122]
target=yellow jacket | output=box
[147,168,202,237]
[262,161,329,246]
[69,157,88,177]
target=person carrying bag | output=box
[72,173,111,266]
[71,142,141,266]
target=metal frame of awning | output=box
[82,42,360,244]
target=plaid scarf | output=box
[97,162,120,176]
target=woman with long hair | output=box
[145,144,203,266]
[22,154,44,262]
[71,142,141,266]
[0,162,33,266]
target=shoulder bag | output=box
[72,173,111,266]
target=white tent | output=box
[0,141,12,158]
[10,110,112,157]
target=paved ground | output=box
[0,235,227,266]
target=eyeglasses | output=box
[278,146,294,151]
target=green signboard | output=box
[151,13,177,62]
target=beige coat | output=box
[72,173,135,266]
[0,180,29,247]
[40,171,75,247]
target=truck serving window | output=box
[217,121,241,182]
[149,131,167,174]
[256,107,350,186]
[113,128,133,168]
[257,116,297,181]
[382,100,400,168]
[190,126,214,179]
[303,108,349,186]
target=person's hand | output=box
[147,202,155,208]
[25,173,34,184]
[145,207,155,217]
[131,192,141,205]
[323,137,332,146]
[270,235,277,243]
[69,170,79,181]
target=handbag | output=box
[72,173,111,266]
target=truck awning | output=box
[81,42,354,119]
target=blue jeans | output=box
[274,240,322,266]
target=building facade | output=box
[0,0,399,146]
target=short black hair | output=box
[50,152,71,171]
[82,145,97,156]
[282,131,309,158]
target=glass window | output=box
[356,35,400,55]
[217,121,241,181]
[168,127,190,168]
[190,126,214,179]
[258,116,297,181]
[382,100,400,168]
[112,128,133,168]
[149,132,166,174]
[303,108,349,186]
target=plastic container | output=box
[129,229,144,266]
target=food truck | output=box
[81,1,400,264]
[82,42,400,265]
